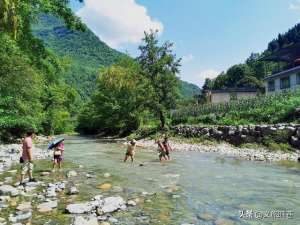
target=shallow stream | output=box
[63,136,300,225]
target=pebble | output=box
[103,173,111,178]
[98,183,112,190]
[68,186,79,195]
[127,200,137,206]
[67,170,78,178]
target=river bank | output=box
[139,138,300,162]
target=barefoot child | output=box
[162,137,172,160]
[155,139,168,161]
[53,141,64,171]
[123,139,142,163]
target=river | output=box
[62,136,300,225]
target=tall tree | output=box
[138,31,181,128]
[0,0,85,40]
[78,57,151,135]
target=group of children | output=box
[123,136,173,163]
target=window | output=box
[268,80,275,92]
[280,76,290,89]
[297,73,300,85]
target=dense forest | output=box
[0,0,87,142]
[202,23,300,94]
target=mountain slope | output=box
[33,14,199,99]
[180,81,201,99]
[33,14,123,98]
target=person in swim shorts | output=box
[155,139,168,161]
[124,139,143,163]
[52,141,64,171]
[20,131,36,185]
[162,136,172,160]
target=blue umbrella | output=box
[48,138,64,150]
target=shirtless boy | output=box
[124,139,142,163]
[155,139,168,161]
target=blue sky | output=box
[71,0,300,87]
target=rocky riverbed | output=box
[0,143,181,225]
[140,138,300,162]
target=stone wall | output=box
[173,124,300,150]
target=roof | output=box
[264,65,300,80]
[210,88,258,94]
[259,43,300,63]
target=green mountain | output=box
[33,14,199,99]
[180,80,201,99]
[32,14,123,99]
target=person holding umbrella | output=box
[48,138,65,171]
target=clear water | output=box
[63,136,300,225]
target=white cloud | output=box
[289,0,300,10]
[77,0,164,48]
[181,54,194,64]
[181,69,219,88]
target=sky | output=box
[71,0,300,87]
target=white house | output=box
[206,88,258,103]
[264,65,300,94]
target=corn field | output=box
[171,88,300,121]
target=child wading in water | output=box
[123,139,143,163]
[155,139,168,161]
[162,137,172,160]
[53,141,64,171]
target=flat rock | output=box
[101,196,126,213]
[41,172,51,176]
[66,202,93,214]
[16,202,32,212]
[0,185,19,196]
[37,200,58,213]
[215,218,235,225]
[72,216,98,225]
[9,211,32,222]
[4,177,13,184]
[67,171,78,178]
[197,213,215,221]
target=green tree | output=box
[138,31,181,128]
[78,57,151,135]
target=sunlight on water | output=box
[63,136,300,225]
